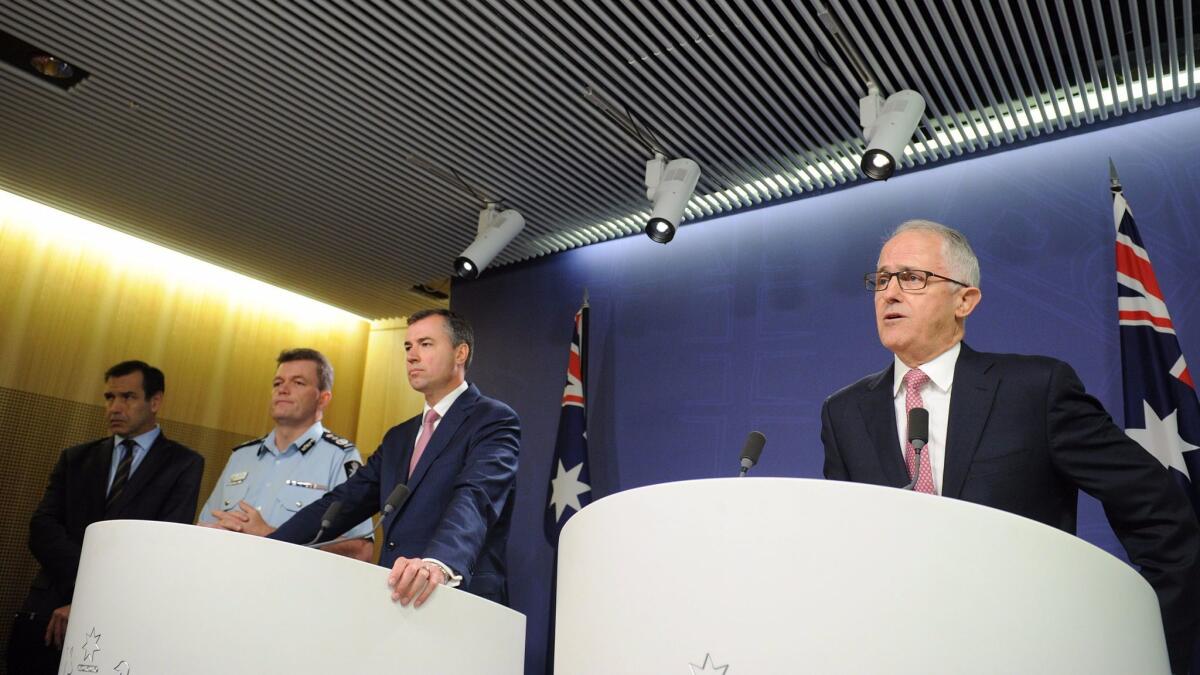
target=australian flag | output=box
[545,298,592,545]
[1112,170,1200,513]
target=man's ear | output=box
[956,286,982,319]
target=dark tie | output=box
[107,439,137,510]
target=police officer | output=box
[199,348,373,560]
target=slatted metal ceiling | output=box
[0,1,1195,319]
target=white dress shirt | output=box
[414,379,469,450]
[892,342,961,494]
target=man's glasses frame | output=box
[864,269,969,292]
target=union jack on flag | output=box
[545,298,592,545]
[1113,166,1200,509]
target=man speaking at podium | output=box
[820,221,1200,672]
[270,309,520,607]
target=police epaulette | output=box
[322,431,356,450]
[231,436,265,452]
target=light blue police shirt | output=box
[198,421,374,539]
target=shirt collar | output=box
[893,341,961,397]
[260,421,325,458]
[423,380,469,420]
[114,425,161,452]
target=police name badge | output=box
[229,471,248,485]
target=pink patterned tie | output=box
[903,368,936,494]
[409,409,440,478]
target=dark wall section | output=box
[454,105,1200,675]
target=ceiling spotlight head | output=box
[645,218,676,244]
[859,89,925,181]
[453,205,525,280]
[643,155,701,244]
[861,148,896,180]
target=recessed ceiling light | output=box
[29,54,74,79]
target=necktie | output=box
[107,439,137,510]
[903,368,936,494]
[409,409,440,478]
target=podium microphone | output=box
[382,483,412,517]
[903,408,929,490]
[305,486,410,549]
[305,500,343,546]
[737,431,767,477]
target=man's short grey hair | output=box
[888,220,981,287]
[277,348,334,392]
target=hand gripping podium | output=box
[58,520,524,674]
[554,478,1169,674]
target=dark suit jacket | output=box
[270,383,520,605]
[23,432,204,614]
[821,343,1200,671]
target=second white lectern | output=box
[58,520,525,674]
[554,478,1168,674]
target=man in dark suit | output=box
[821,220,1200,673]
[270,309,520,607]
[7,360,204,675]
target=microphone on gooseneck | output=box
[737,431,767,477]
[305,500,344,546]
[903,407,929,491]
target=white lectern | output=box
[555,478,1168,674]
[58,520,524,674]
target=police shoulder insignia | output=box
[231,436,265,453]
[344,460,362,479]
[323,431,356,451]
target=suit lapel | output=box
[382,418,421,533]
[89,438,117,515]
[407,384,479,492]
[857,365,911,488]
[106,433,170,516]
[942,344,999,499]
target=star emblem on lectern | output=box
[689,653,729,674]
[82,627,102,662]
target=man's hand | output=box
[386,557,445,608]
[44,604,70,648]
[206,501,275,536]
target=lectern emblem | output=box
[689,653,729,674]
[62,627,131,674]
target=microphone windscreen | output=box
[907,407,929,444]
[740,431,767,464]
[319,500,343,529]
[382,483,412,515]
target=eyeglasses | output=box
[864,269,969,292]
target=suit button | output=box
[387,541,395,550]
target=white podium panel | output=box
[555,478,1168,674]
[59,520,524,674]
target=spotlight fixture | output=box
[404,154,525,280]
[643,153,701,244]
[816,5,925,181]
[859,88,925,181]
[584,87,703,244]
[454,204,525,280]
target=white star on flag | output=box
[549,459,591,521]
[1126,399,1199,478]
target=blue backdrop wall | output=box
[452,105,1200,675]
